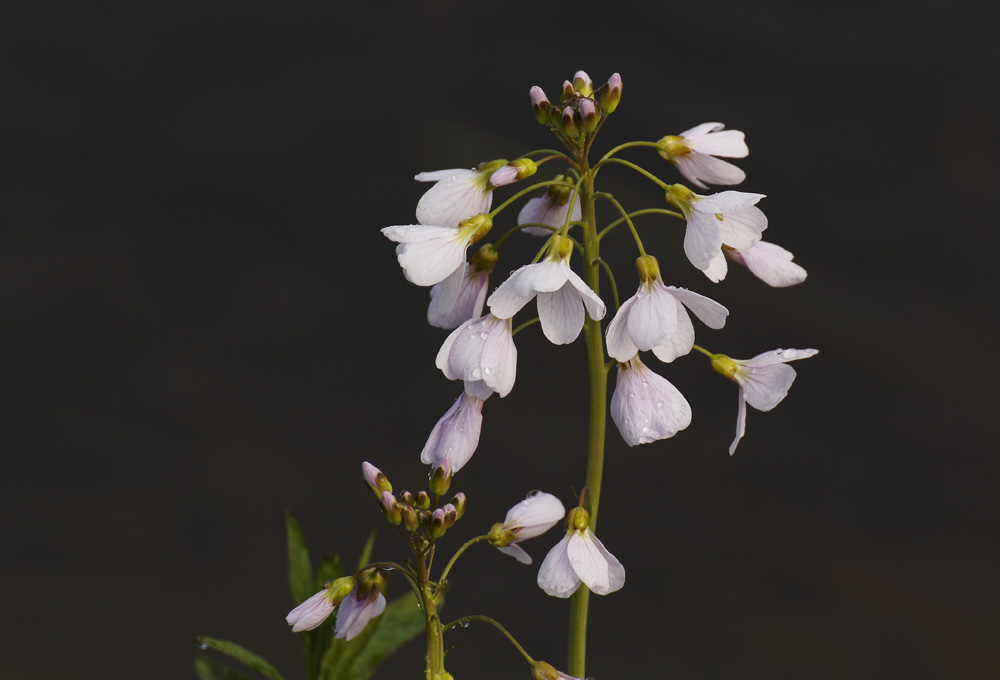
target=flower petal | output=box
[415,169,492,228]
[667,287,729,329]
[732,241,807,288]
[626,285,677,351]
[684,212,724,270]
[605,297,639,362]
[537,534,580,598]
[688,128,748,157]
[497,543,533,564]
[566,530,612,595]
[503,491,565,541]
[537,284,585,345]
[730,390,748,455]
[674,153,746,188]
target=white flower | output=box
[666,186,767,271]
[489,491,566,564]
[610,355,692,446]
[415,162,503,227]
[420,392,486,473]
[711,348,819,455]
[708,241,807,287]
[382,214,492,287]
[427,246,497,329]
[285,577,355,633]
[517,179,582,237]
[657,122,748,189]
[487,235,605,345]
[436,314,517,398]
[334,586,387,641]
[606,255,728,363]
[537,508,625,598]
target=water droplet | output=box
[196,641,209,650]
[483,367,492,375]
[459,620,470,628]
[776,349,784,356]
[416,603,423,610]
[480,332,488,340]
[525,489,540,498]
[656,401,664,408]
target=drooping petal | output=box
[334,591,386,641]
[502,491,565,541]
[537,284,586,344]
[716,206,768,250]
[537,534,580,598]
[590,533,626,594]
[420,393,485,473]
[497,543,533,564]
[678,122,724,141]
[650,303,695,363]
[687,128,748,157]
[382,225,468,287]
[667,287,729,329]
[566,530,610,594]
[730,241,807,287]
[517,195,582,236]
[693,191,766,214]
[684,212,725,270]
[605,297,640,362]
[730,390,748,456]
[436,315,517,397]
[702,251,729,283]
[625,285,677,351]
[611,357,692,446]
[286,590,335,632]
[428,264,490,329]
[737,362,798,411]
[674,153,746,189]
[563,268,606,321]
[415,169,492,228]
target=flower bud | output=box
[487,522,517,548]
[559,107,577,136]
[530,86,550,124]
[362,462,392,498]
[450,492,467,519]
[560,80,574,100]
[429,459,452,496]
[572,70,593,97]
[532,661,560,680]
[578,97,600,133]
[380,491,402,525]
[400,490,415,506]
[429,508,447,539]
[512,157,537,180]
[601,73,622,114]
[442,503,458,528]
[470,243,498,273]
[402,504,419,532]
[665,183,695,213]
[356,567,384,597]
[568,506,590,532]
[549,235,575,262]
[416,490,431,510]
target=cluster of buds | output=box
[363,462,467,545]
[530,71,622,145]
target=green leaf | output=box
[196,637,286,680]
[194,654,252,680]
[315,553,344,590]
[318,592,425,680]
[286,510,313,605]
[356,530,376,572]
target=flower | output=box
[427,244,497,329]
[436,313,517,398]
[606,255,728,363]
[285,576,355,633]
[361,462,392,498]
[610,355,692,446]
[487,235,605,345]
[382,214,492,287]
[415,160,506,228]
[335,585,387,641]
[666,185,767,271]
[537,507,624,598]
[420,392,486,473]
[657,122,748,189]
[710,348,818,455]
[516,176,582,237]
[488,491,566,564]
[702,241,808,287]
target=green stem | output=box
[490,180,572,218]
[597,208,683,240]
[437,534,488,583]
[418,552,445,680]
[593,157,669,189]
[442,615,536,666]
[567,161,608,679]
[596,139,660,164]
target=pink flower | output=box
[537,508,624,598]
[516,178,582,237]
[657,122,748,189]
[436,314,517,398]
[702,241,807,287]
[427,245,497,329]
[285,576,355,633]
[488,491,566,564]
[666,186,767,271]
[610,355,692,446]
[420,392,486,473]
[382,214,493,287]
[414,161,505,228]
[334,586,387,641]
[710,348,818,455]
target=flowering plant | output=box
[195,70,815,680]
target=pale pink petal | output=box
[537,284,586,344]
[688,129,748,157]
[415,169,492,228]
[427,264,466,325]
[518,196,582,236]
[537,534,580,598]
[732,241,807,287]
[566,531,612,594]
[678,122,724,140]
[666,287,729,329]
[286,590,335,632]
[502,491,565,540]
[674,152,746,188]
[428,265,490,329]
[513,261,570,295]
[590,533,626,593]
[419,393,485,473]
[684,213,724,270]
[382,225,468,287]
[702,251,729,283]
[563,269,606,321]
[605,298,640,362]
[497,543,533,564]
[693,191,765,214]
[334,591,386,641]
[611,357,692,445]
[650,302,695,363]
[716,206,768,250]
[625,285,677,351]
[737,362,798,411]
[730,390,748,456]
[480,317,517,397]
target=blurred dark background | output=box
[2,1,998,679]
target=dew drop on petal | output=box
[483,367,492,376]
[480,332,489,340]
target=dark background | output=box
[3,1,998,679]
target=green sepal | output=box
[317,592,425,680]
[194,654,253,680]
[196,637,286,680]
[285,510,313,605]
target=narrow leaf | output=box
[194,654,252,680]
[286,510,313,605]
[197,637,286,680]
[356,530,376,571]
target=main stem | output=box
[420,551,445,680]
[567,163,607,678]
